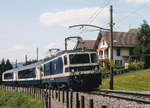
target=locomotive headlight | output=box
[71,69,75,72]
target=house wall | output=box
[97,39,108,61]
[98,39,130,65]
[98,37,108,48]
[113,48,123,64]
[121,48,129,56]
[112,47,129,65]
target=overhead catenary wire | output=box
[88,0,111,25]
[114,2,149,29]
[79,0,112,34]
[85,0,110,25]
[101,1,149,31]
[68,0,112,41]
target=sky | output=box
[0,0,150,62]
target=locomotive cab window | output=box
[64,55,67,65]
[69,54,90,64]
[91,53,97,63]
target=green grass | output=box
[100,69,150,91]
[0,89,44,108]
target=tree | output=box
[134,20,150,68]
[0,59,13,73]
[0,59,13,83]
[23,59,38,66]
[1,59,6,72]
[43,56,50,61]
[0,64,2,83]
[5,59,13,70]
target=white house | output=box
[76,29,139,66]
[96,29,139,66]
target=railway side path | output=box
[51,99,65,108]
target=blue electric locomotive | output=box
[41,49,101,90]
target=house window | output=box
[103,40,105,45]
[116,48,120,56]
[115,60,122,65]
[120,60,122,65]
[99,51,103,58]
[129,49,133,55]
[115,60,118,65]
[99,51,103,55]
[105,49,108,56]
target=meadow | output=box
[100,69,150,91]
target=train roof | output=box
[3,68,18,74]
[64,49,97,53]
[17,61,44,71]
[48,49,97,60]
[3,49,96,73]
[3,61,44,74]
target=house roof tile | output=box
[76,29,139,49]
[76,40,96,49]
[102,29,139,47]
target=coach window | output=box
[64,55,67,65]
[4,73,13,79]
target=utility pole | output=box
[15,59,18,68]
[37,48,39,61]
[65,38,67,50]
[110,5,114,90]
[25,55,28,64]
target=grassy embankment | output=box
[100,69,150,91]
[0,89,44,108]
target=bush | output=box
[128,63,136,71]
[128,61,144,71]
[123,68,129,72]
[114,65,124,69]
[143,54,150,68]
[100,68,109,75]
[104,59,110,70]
[137,61,144,69]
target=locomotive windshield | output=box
[91,53,97,63]
[69,54,90,64]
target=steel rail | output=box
[84,90,150,104]
[91,92,150,104]
[99,89,150,97]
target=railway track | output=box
[86,89,150,104]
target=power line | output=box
[87,0,110,25]
[115,2,149,26]
[79,0,112,35]
[88,0,111,25]
[101,1,149,31]
[89,0,111,24]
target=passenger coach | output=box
[17,62,43,86]
[2,62,43,86]
[2,68,18,85]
